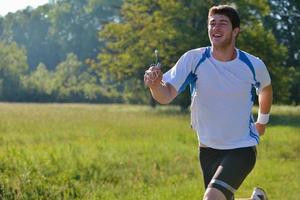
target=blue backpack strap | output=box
[238,50,260,102]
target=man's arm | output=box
[144,66,177,104]
[255,84,273,136]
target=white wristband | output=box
[257,112,270,124]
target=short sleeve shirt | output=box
[163,47,271,149]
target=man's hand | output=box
[143,65,177,104]
[144,65,162,88]
[255,123,266,136]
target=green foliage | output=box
[0,104,299,199]
[47,0,122,66]
[0,42,28,100]
[0,0,123,71]
[21,53,121,103]
[21,63,56,101]
[0,0,298,104]
[0,17,4,35]
[290,69,300,105]
[265,0,300,104]
[99,0,210,106]
[0,6,61,70]
[237,23,292,103]
[99,0,293,106]
[55,53,107,102]
[54,53,83,100]
[85,0,122,21]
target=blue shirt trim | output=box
[238,50,261,102]
[249,115,260,144]
[178,72,197,94]
[178,47,210,95]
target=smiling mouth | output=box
[213,33,222,38]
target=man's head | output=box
[208,5,240,29]
[208,5,240,48]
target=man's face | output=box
[208,14,239,48]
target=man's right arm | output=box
[144,66,177,104]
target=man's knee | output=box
[203,187,227,200]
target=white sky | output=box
[0,0,49,16]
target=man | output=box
[144,4,272,200]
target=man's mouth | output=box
[213,33,222,38]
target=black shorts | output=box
[199,146,257,200]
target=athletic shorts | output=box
[199,146,257,200]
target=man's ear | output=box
[233,27,240,38]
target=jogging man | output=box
[144,5,272,200]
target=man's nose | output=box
[213,23,222,29]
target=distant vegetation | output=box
[0,0,299,108]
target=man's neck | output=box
[211,45,237,62]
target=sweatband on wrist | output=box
[256,112,270,124]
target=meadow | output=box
[0,103,299,200]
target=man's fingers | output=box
[144,64,163,87]
[255,123,266,136]
[145,68,161,81]
[144,75,153,86]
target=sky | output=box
[0,0,49,16]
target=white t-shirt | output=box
[163,47,271,149]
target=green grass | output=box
[0,103,299,199]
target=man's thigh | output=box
[200,146,257,200]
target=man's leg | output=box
[203,187,226,200]
[199,147,222,189]
[199,147,229,200]
[199,146,257,200]
[203,165,237,200]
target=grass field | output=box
[0,103,299,200]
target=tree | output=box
[98,0,209,106]
[48,0,123,64]
[0,42,28,101]
[98,0,290,108]
[53,53,112,102]
[232,0,293,104]
[0,0,123,71]
[265,0,300,104]
[53,53,84,101]
[0,0,124,102]
[21,63,56,101]
[0,6,62,70]
[0,17,3,36]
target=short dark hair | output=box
[208,5,240,29]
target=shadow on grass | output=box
[268,114,300,127]
[245,113,300,127]
[148,106,300,127]
[154,107,300,127]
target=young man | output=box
[144,5,272,200]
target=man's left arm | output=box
[256,84,273,136]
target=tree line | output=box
[0,0,299,108]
